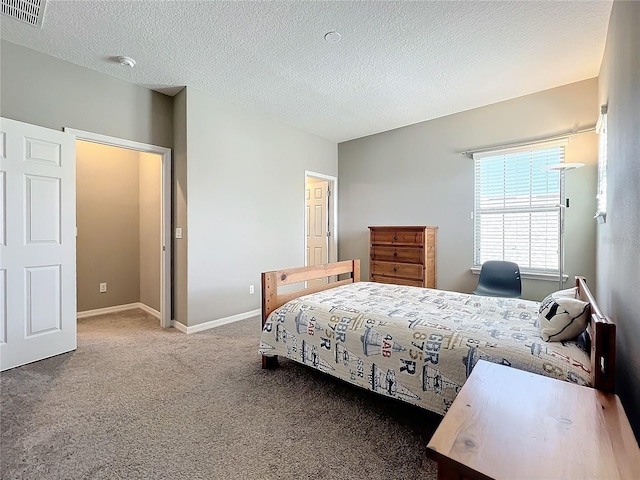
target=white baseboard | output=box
[171,308,260,334]
[170,320,188,333]
[77,302,161,319]
[136,303,161,319]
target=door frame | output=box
[304,171,337,266]
[65,128,172,328]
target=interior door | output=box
[306,178,329,287]
[0,117,76,371]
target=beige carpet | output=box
[1,309,441,479]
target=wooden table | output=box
[427,360,640,480]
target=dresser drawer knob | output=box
[393,235,398,241]
[393,267,398,272]
[393,251,397,257]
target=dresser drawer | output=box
[370,246,424,264]
[370,229,425,246]
[370,275,425,288]
[370,261,424,280]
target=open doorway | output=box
[66,129,171,328]
[304,171,337,286]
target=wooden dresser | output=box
[368,225,437,288]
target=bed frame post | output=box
[592,319,616,393]
[352,259,361,282]
[576,277,616,393]
[261,271,279,369]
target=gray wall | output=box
[0,41,173,148]
[172,88,188,325]
[76,141,141,311]
[76,143,162,313]
[338,79,598,301]
[139,153,162,312]
[1,40,172,315]
[597,0,640,438]
[181,87,338,326]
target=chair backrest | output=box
[474,261,522,298]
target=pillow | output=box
[553,287,580,299]
[538,289,590,342]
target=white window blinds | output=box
[474,144,564,273]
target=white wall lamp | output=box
[595,104,608,224]
[543,162,585,290]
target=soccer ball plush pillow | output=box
[538,288,590,342]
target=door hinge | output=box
[327,189,331,196]
[327,231,332,237]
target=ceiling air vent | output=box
[1,0,47,28]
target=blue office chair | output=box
[473,261,522,298]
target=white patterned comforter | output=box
[259,282,592,415]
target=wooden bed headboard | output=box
[576,276,616,393]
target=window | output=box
[474,143,565,274]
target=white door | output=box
[306,178,328,286]
[0,117,76,371]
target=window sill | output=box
[470,267,569,283]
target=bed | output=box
[259,260,615,415]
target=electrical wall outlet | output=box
[99,282,107,293]
[249,284,255,295]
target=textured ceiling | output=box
[1,1,612,142]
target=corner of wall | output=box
[172,88,189,325]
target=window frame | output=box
[472,140,567,278]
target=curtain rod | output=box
[461,125,597,158]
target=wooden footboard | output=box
[261,260,361,368]
[576,276,616,393]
